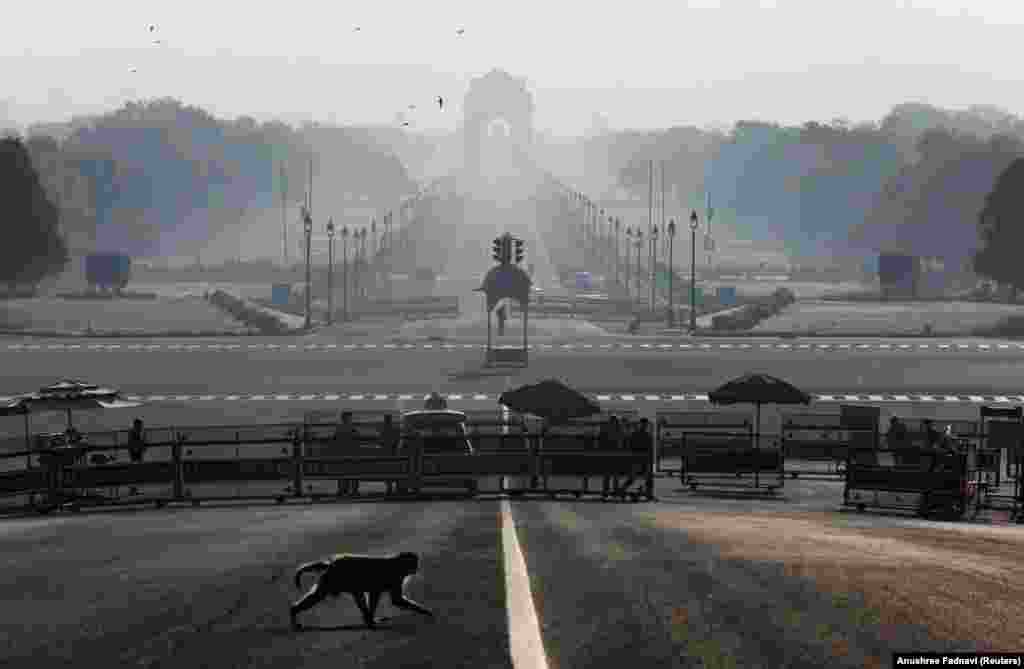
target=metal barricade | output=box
[655,411,753,477]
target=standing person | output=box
[598,416,622,497]
[334,411,360,496]
[923,419,942,452]
[887,417,909,464]
[128,418,147,463]
[619,417,654,494]
[127,418,146,496]
[630,418,653,454]
[379,414,400,495]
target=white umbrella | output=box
[1,379,144,441]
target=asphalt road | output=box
[1,480,987,669]
[2,336,1024,401]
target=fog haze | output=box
[3,1,1024,135]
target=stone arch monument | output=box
[462,69,534,176]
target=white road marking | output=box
[501,500,550,669]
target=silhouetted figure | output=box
[923,419,942,449]
[424,392,446,410]
[437,96,444,110]
[334,411,360,496]
[598,416,622,497]
[630,418,653,454]
[887,416,911,464]
[128,418,146,463]
[291,552,432,629]
[496,304,506,335]
[379,414,401,495]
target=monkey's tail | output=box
[294,560,330,590]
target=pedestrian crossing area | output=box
[1,391,1020,404]
[1,341,1020,352]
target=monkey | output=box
[290,551,433,630]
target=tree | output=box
[974,158,1024,300]
[0,137,69,290]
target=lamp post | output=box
[667,219,676,327]
[625,227,633,298]
[598,208,605,267]
[359,227,367,298]
[635,230,644,309]
[327,218,335,325]
[606,214,613,279]
[614,217,621,290]
[650,224,659,313]
[302,205,312,330]
[370,219,377,294]
[689,210,699,333]
[341,225,349,321]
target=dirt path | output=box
[638,509,1023,653]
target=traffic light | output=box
[514,238,524,264]
[492,237,504,263]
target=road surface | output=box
[1,478,991,669]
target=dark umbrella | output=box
[708,373,812,449]
[499,378,601,425]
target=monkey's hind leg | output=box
[290,585,329,629]
[351,591,376,628]
[390,590,434,618]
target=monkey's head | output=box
[396,551,420,575]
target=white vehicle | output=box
[395,409,477,495]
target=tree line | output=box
[10,98,417,267]
[602,103,1024,291]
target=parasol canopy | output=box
[708,373,812,453]
[498,378,601,425]
[707,373,812,407]
[1,379,143,433]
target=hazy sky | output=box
[3,0,1023,135]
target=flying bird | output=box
[456,28,465,35]
[130,68,138,73]
[353,26,361,32]
[402,121,411,127]
[437,96,443,110]
[408,104,416,110]
[149,25,155,32]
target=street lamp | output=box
[613,217,621,290]
[650,224,659,313]
[341,225,349,321]
[689,210,699,333]
[667,219,676,327]
[359,227,367,298]
[606,215,613,278]
[371,219,377,258]
[327,218,335,325]
[635,230,644,310]
[625,227,633,298]
[302,205,313,330]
